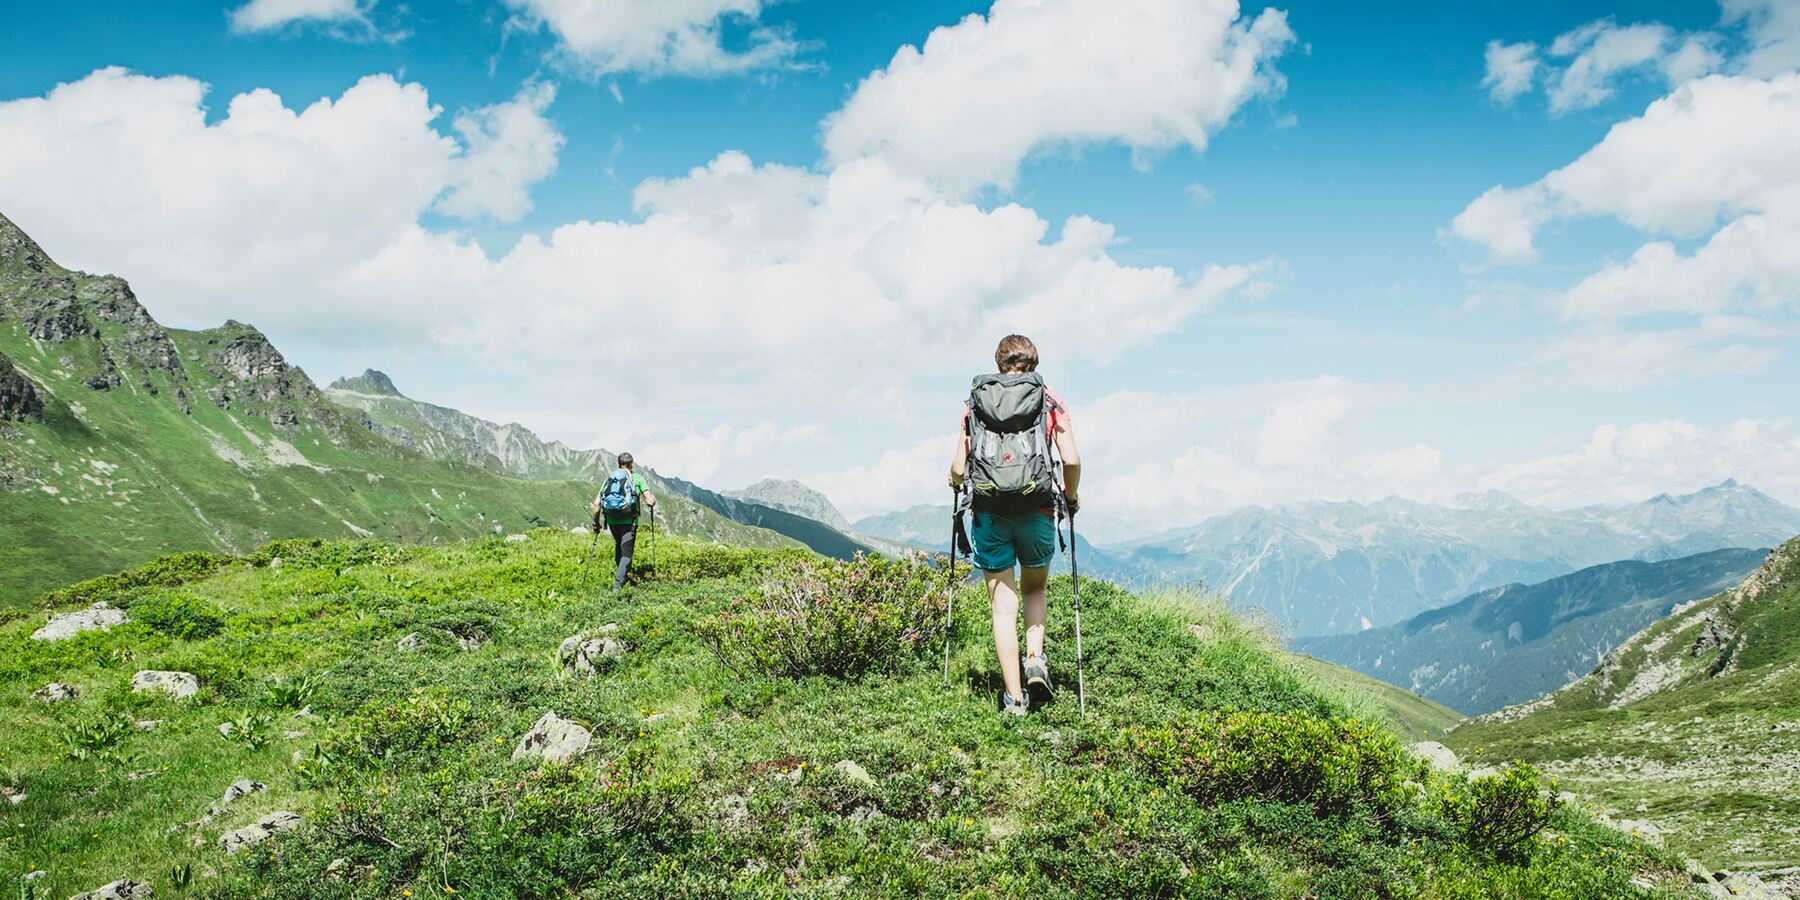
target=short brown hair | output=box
[994,334,1038,373]
[617,452,634,468]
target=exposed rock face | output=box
[0,353,43,422]
[220,810,302,854]
[70,879,153,900]
[512,711,591,764]
[328,369,401,395]
[31,602,127,640]
[213,324,289,381]
[34,682,79,702]
[132,670,200,699]
[1411,741,1461,773]
[725,478,853,531]
[1690,614,1732,656]
[558,625,624,673]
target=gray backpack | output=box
[964,372,1058,513]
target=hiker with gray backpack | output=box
[947,334,1083,717]
[589,452,657,590]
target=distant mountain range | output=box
[1102,485,1800,635]
[1296,547,1769,714]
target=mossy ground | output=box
[2,531,1693,898]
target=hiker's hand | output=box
[1065,493,1080,515]
[948,471,963,489]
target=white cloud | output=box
[438,82,564,223]
[1518,318,1780,391]
[228,0,372,35]
[1450,72,1800,277]
[1184,182,1216,207]
[0,70,564,341]
[1475,419,1800,510]
[1724,0,1800,78]
[503,0,799,77]
[821,0,1294,196]
[1482,40,1538,103]
[641,421,823,485]
[804,436,954,523]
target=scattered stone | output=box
[848,805,885,825]
[504,533,530,543]
[456,630,488,651]
[134,720,161,731]
[1615,818,1666,848]
[34,681,79,702]
[21,870,44,881]
[1466,766,1502,781]
[126,770,163,782]
[597,622,621,635]
[511,712,591,764]
[325,857,348,875]
[1684,858,1719,885]
[1704,872,1783,900]
[70,879,153,900]
[219,779,265,806]
[644,712,668,725]
[132,670,198,699]
[220,811,302,854]
[712,794,753,832]
[2,786,24,805]
[31,602,126,641]
[558,632,624,673]
[282,730,307,740]
[218,722,235,737]
[396,631,426,652]
[834,759,876,787]
[1410,741,1460,773]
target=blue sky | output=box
[2,0,1797,540]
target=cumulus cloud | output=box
[821,0,1294,196]
[228,0,376,36]
[502,0,800,77]
[1456,60,1798,261]
[0,70,563,339]
[1475,419,1800,510]
[1724,0,1800,78]
[1544,20,1718,114]
[1482,40,1538,103]
[1517,318,1780,391]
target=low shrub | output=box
[312,694,477,779]
[129,592,226,640]
[696,554,952,679]
[263,673,319,711]
[1120,709,1420,818]
[653,543,812,584]
[1438,762,1560,861]
[36,551,232,609]
[63,716,134,761]
[243,538,414,572]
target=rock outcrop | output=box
[70,879,153,900]
[31,602,126,641]
[220,811,302,854]
[0,353,44,423]
[34,682,79,702]
[512,712,592,764]
[132,670,199,699]
[558,625,624,673]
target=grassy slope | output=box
[1448,537,1800,874]
[0,532,1693,898]
[1289,654,1464,741]
[0,246,784,606]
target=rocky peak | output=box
[0,352,44,423]
[726,478,851,531]
[206,321,290,382]
[0,212,57,275]
[328,369,402,396]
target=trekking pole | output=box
[942,485,959,683]
[649,504,658,574]
[1069,506,1087,717]
[579,511,601,592]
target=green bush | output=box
[653,543,812,584]
[130,592,226,640]
[312,694,476,779]
[1438,762,1561,861]
[36,551,232,609]
[696,554,951,679]
[243,537,414,572]
[1122,709,1420,817]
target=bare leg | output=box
[986,568,1023,701]
[1021,565,1049,657]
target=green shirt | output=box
[600,473,650,526]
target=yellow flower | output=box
[403,891,412,897]
[964,818,973,825]
[445,889,456,895]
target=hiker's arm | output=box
[642,490,656,508]
[1054,421,1081,503]
[590,492,603,515]
[948,431,968,488]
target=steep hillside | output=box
[0,533,1702,897]
[0,213,783,605]
[1110,487,1800,636]
[658,473,879,560]
[726,478,852,531]
[1449,536,1800,880]
[1287,654,1463,740]
[1298,548,1768,714]
[324,370,617,482]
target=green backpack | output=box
[964,372,1059,513]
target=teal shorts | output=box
[970,508,1056,572]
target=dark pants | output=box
[609,522,637,589]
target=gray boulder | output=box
[1615,818,1665,848]
[220,811,302,854]
[1410,741,1460,773]
[557,628,624,673]
[504,533,530,543]
[456,630,488,651]
[834,759,876,787]
[34,682,79,702]
[32,602,126,641]
[70,879,153,899]
[396,631,426,652]
[511,712,591,764]
[132,670,199,699]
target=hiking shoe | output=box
[999,689,1030,717]
[1024,653,1053,704]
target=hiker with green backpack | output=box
[948,334,1082,717]
[590,452,657,590]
